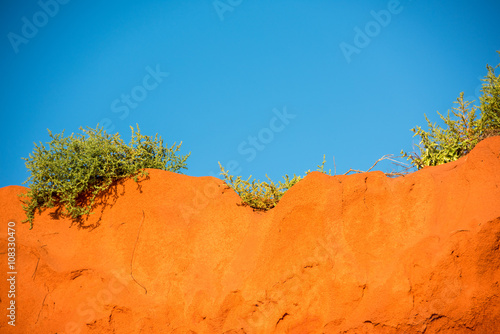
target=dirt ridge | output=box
[1,137,499,333]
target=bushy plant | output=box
[218,155,330,211]
[20,124,190,228]
[219,163,302,210]
[479,52,500,138]
[402,52,500,169]
[401,93,482,168]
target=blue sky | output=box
[1,0,499,187]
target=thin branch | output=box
[343,154,413,177]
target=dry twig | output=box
[343,154,413,177]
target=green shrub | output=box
[20,124,190,228]
[402,52,500,169]
[219,155,330,211]
[401,93,482,169]
[479,52,500,138]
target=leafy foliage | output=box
[219,155,330,211]
[20,124,190,228]
[401,93,482,169]
[219,163,302,211]
[479,51,500,138]
[314,154,332,175]
[402,53,500,169]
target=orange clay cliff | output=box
[1,136,500,334]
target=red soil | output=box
[1,137,500,333]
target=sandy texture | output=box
[1,137,500,333]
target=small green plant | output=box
[219,162,302,211]
[219,155,334,211]
[314,154,332,175]
[401,93,482,169]
[479,52,500,138]
[402,52,500,169]
[20,124,190,228]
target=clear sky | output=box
[1,0,499,187]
